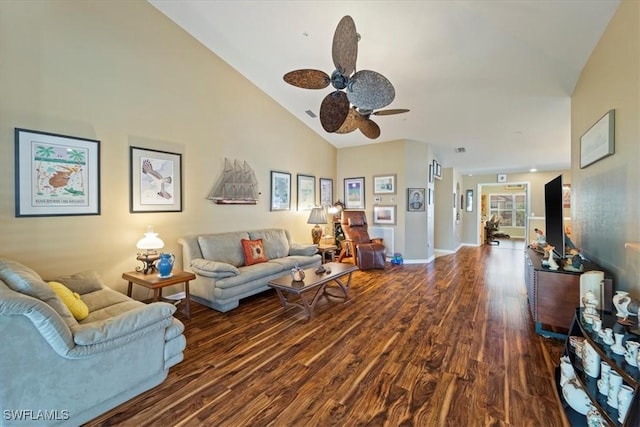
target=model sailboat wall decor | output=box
[207,158,260,205]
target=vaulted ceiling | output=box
[149,0,620,175]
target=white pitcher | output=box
[624,340,640,367]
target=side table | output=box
[122,270,195,320]
[317,244,338,264]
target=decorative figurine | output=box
[544,245,559,270]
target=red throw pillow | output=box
[241,239,268,266]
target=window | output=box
[489,193,526,228]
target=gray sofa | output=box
[179,228,321,312]
[0,257,185,427]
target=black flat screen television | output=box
[544,174,565,260]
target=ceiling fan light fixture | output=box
[283,15,408,139]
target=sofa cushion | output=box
[0,257,77,328]
[248,229,290,259]
[48,281,89,320]
[241,239,268,266]
[190,259,239,278]
[198,231,249,267]
[50,270,104,295]
[214,262,285,289]
[289,243,318,256]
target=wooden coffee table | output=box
[268,262,358,318]
[123,270,195,319]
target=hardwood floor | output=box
[86,239,568,427]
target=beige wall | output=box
[571,0,640,292]
[336,140,434,260]
[0,1,335,294]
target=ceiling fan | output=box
[283,15,409,139]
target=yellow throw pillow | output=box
[48,281,89,320]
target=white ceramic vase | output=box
[613,290,631,318]
[583,342,601,378]
[625,340,640,367]
[607,371,623,407]
[618,385,634,423]
[611,333,626,355]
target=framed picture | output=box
[297,174,315,211]
[428,163,433,183]
[130,147,182,213]
[15,128,101,217]
[435,162,442,179]
[344,177,365,209]
[319,178,333,207]
[373,174,396,194]
[563,184,571,208]
[373,205,396,225]
[407,188,425,212]
[428,188,433,205]
[466,189,473,212]
[581,109,615,168]
[270,171,291,211]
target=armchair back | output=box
[340,210,373,245]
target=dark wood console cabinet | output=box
[524,248,613,338]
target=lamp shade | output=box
[307,207,327,225]
[136,226,164,250]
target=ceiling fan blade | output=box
[335,108,362,134]
[359,118,381,139]
[320,91,350,133]
[347,70,395,110]
[283,69,330,89]
[332,15,358,76]
[372,108,410,116]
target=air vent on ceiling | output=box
[454,147,466,153]
[305,110,317,118]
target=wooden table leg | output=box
[183,281,191,320]
[127,281,133,297]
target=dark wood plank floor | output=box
[86,239,568,427]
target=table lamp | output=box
[136,226,164,274]
[307,207,327,245]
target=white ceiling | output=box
[149,0,619,176]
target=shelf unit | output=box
[557,309,640,426]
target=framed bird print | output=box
[130,146,182,213]
[15,128,101,217]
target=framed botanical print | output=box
[344,177,365,209]
[319,178,333,207]
[130,147,182,213]
[297,174,315,211]
[270,171,291,211]
[15,128,101,217]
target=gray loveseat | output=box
[179,228,321,312]
[0,257,185,427]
